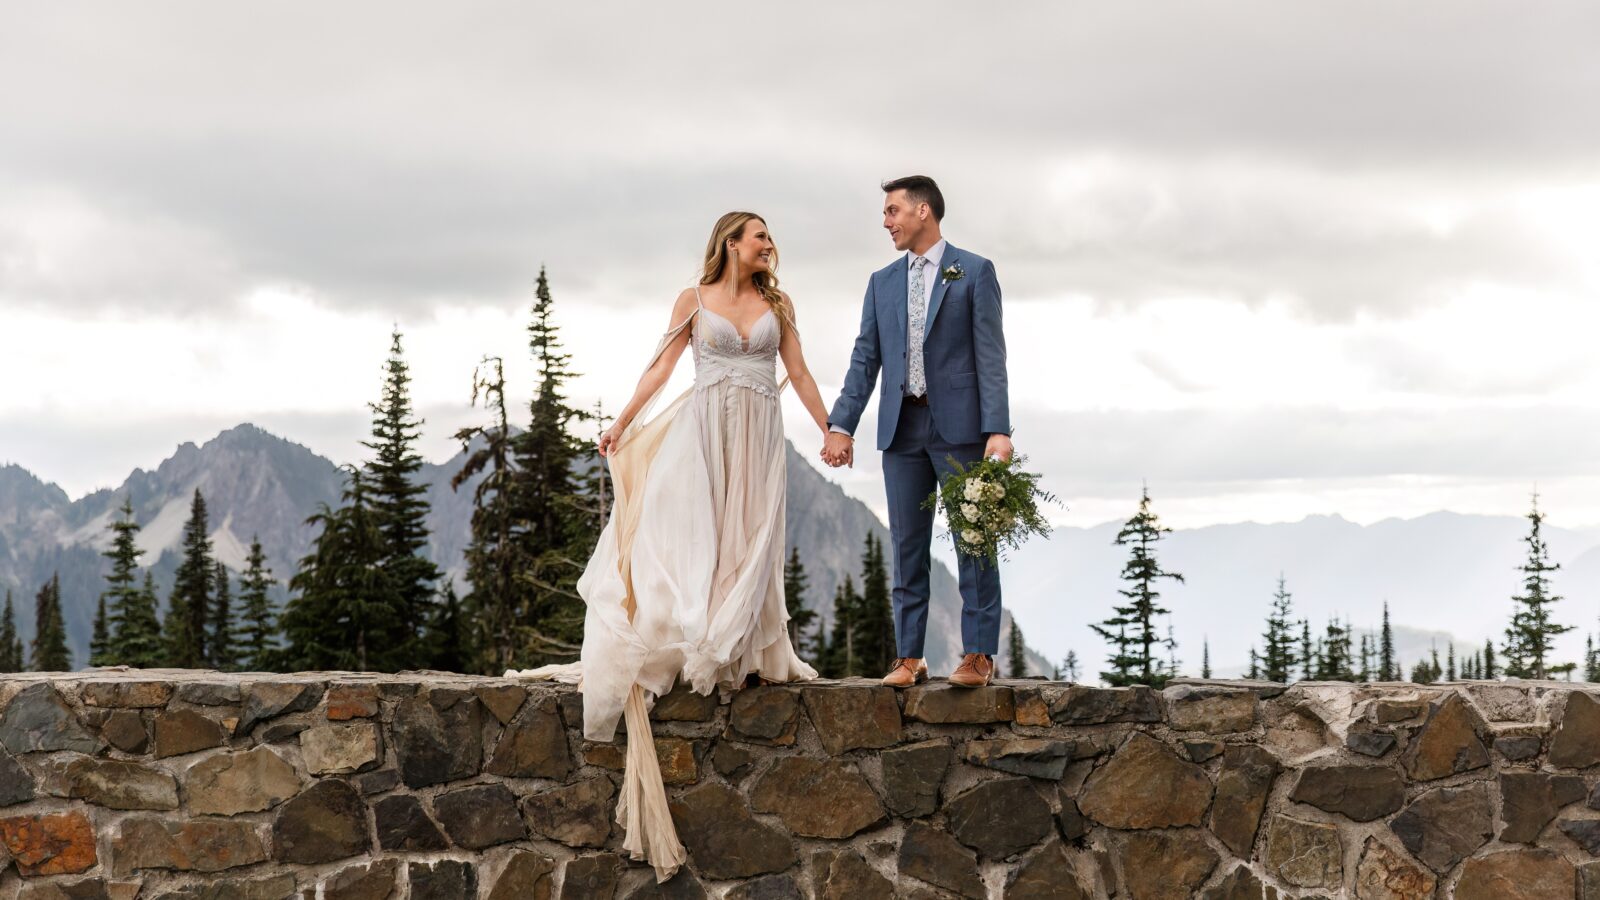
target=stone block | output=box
[750,757,885,839]
[802,685,902,754]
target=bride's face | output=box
[729,220,775,274]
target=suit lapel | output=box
[925,243,958,331]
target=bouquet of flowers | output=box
[924,454,1059,567]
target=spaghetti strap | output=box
[693,285,705,309]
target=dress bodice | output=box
[691,296,780,397]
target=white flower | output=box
[960,503,980,520]
[963,479,986,502]
[961,529,983,545]
[986,482,1006,502]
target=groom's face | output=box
[883,190,929,252]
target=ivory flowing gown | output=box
[510,288,816,881]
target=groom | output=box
[823,176,1013,688]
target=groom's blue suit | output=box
[829,242,1011,657]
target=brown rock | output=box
[522,775,616,848]
[904,683,1015,724]
[1372,697,1429,723]
[1500,771,1587,843]
[324,860,398,900]
[392,689,483,788]
[946,777,1052,859]
[1005,840,1089,899]
[1184,740,1225,763]
[271,780,370,865]
[723,875,801,900]
[1078,733,1212,829]
[111,817,266,875]
[487,694,572,779]
[1289,765,1405,821]
[1455,848,1574,900]
[751,757,885,839]
[711,741,755,778]
[619,871,708,899]
[0,749,36,806]
[487,850,556,900]
[1559,817,1600,854]
[561,855,623,900]
[1265,814,1342,889]
[1117,829,1220,900]
[963,738,1074,780]
[583,738,697,785]
[1495,734,1543,761]
[153,709,228,758]
[725,687,801,745]
[409,860,477,900]
[1164,685,1258,732]
[669,783,796,880]
[1200,864,1275,900]
[324,684,379,721]
[1401,693,1488,781]
[802,685,902,755]
[174,682,242,706]
[880,738,951,818]
[1389,783,1493,875]
[61,757,179,810]
[812,849,894,900]
[100,710,149,754]
[1012,687,1052,726]
[1354,837,1436,900]
[1057,790,1089,842]
[1551,690,1600,768]
[17,877,114,900]
[1049,684,1161,724]
[1262,703,1332,756]
[1580,860,1600,900]
[898,821,984,899]
[434,783,527,849]
[0,811,98,876]
[148,875,299,900]
[373,794,448,852]
[82,681,172,708]
[300,723,380,775]
[185,746,301,815]
[650,683,716,722]
[475,684,529,724]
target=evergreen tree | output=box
[1091,487,1184,687]
[783,547,819,660]
[1316,618,1356,681]
[0,591,21,672]
[1410,656,1439,684]
[163,489,215,668]
[509,269,597,668]
[31,574,70,671]
[100,498,144,664]
[822,577,860,678]
[362,328,441,667]
[426,584,470,673]
[1589,629,1600,682]
[278,470,407,671]
[236,538,279,671]
[1483,638,1498,680]
[1358,633,1373,682]
[89,596,110,667]
[1247,647,1261,680]
[1201,638,1212,679]
[209,562,236,671]
[1008,619,1027,678]
[1379,601,1397,681]
[1061,649,1080,682]
[117,571,165,669]
[1260,575,1299,683]
[1300,620,1316,682]
[1503,494,1574,680]
[1446,642,1457,682]
[853,534,895,677]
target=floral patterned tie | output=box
[908,256,928,397]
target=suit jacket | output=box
[829,242,1011,451]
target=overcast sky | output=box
[4,2,1600,535]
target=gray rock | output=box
[61,758,178,810]
[1210,745,1282,857]
[522,775,615,848]
[485,850,556,900]
[650,683,717,722]
[1049,684,1161,724]
[898,821,984,900]
[271,780,370,865]
[1389,783,1494,874]
[175,681,242,706]
[811,849,894,900]
[1495,735,1544,761]
[373,794,448,852]
[1500,772,1587,843]
[434,783,526,849]
[237,681,323,734]
[1289,765,1406,821]
[152,709,228,758]
[962,738,1074,779]
[0,684,98,754]
[668,783,796,880]
[323,860,398,900]
[1005,840,1090,899]
[1401,693,1488,781]
[723,874,802,900]
[725,687,801,745]
[1079,732,1212,829]
[184,746,301,816]
[560,855,623,900]
[99,710,149,754]
[392,689,483,788]
[0,749,36,806]
[485,694,571,779]
[945,777,1053,859]
[750,757,885,839]
[1265,814,1342,889]
[879,739,951,818]
[409,860,477,900]
[1552,691,1600,768]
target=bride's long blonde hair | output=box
[700,212,792,333]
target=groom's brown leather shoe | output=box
[948,653,995,688]
[882,658,928,688]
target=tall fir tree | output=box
[163,489,215,668]
[783,548,819,661]
[279,470,407,671]
[1501,494,1575,680]
[100,499,145,664]
[853,534,895,677]
[1091,486,1184,687]
[31,574,70,671]
[89,596,110,667]
[822,577,860,678]
[1482,637,1498,680]
[1589,626,1600,682]
[1316,618,1356,681]
[117,571,165,669]
[1445,642,1457,681]
[425,584,470,673]
[509,269,596,668]
[1260,575,1299,683]
[362,328,441,667]
[1300,620,1316,682]
[1247,647,1261,680]
[1201,638,1212,679]
[1061,649,1080,682]
[236,538,279,671]
[0,591,20,672]
[1359,633,1374,682]
[1379,602,1397,681]
[209,562,236,671]
[1008,619,1027,678]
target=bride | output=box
[512,211,828,881]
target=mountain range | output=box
[0,424,1048,675]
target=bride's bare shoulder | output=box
[672,288,699,315]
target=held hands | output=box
[821,431,854,468]
[984,433,1014,462]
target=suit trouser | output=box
[882,401,1003,658]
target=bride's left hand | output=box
[598,428,620,457]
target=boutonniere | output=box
[941,261,965,283]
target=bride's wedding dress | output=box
[509,287,816,881]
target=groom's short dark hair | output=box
[882,175,944,221]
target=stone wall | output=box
[1,673,1598,899]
